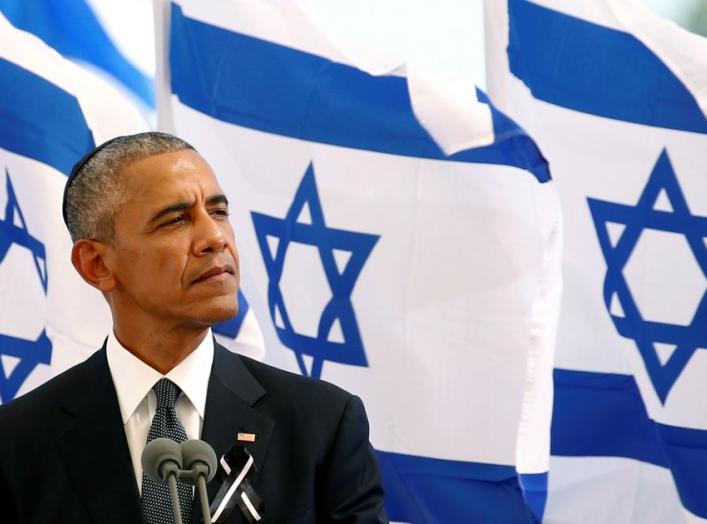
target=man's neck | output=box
[111,321,210,374]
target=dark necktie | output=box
[141,378,194,524]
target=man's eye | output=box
[163,215,185,226]
[210,208,230,217]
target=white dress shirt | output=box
[106,329,214,492]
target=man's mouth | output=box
[193,264,236,284]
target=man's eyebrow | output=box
[149,194,229,224]
[150,202,191,223]
[207,194,229,207]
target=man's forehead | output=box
[119,149,223,196]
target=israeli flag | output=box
[0,13,264,406]
[0,0,155,110]
[486,1,707,522]
[0,12,145,402]
[159,1,561,521]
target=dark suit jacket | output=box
[0,342,388,523]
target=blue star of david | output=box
[0,169,52,403]
[588,150,707,403]
[251,163,379,378]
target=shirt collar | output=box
[106,329,214,424]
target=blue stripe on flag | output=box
[0,0,154,108]
[0,58,94,175]
[553,368,707,517]
[376,450,534,523]
[507,0,707,133]
[552,368,666,465]
[518,472,548,523]
[659,423,707,518]
[169,3,550,182]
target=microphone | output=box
[142,438,185,524]
[180,439,218,524]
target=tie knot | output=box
[152,378,181,410]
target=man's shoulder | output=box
[216,345,354,413]
[235,351,352,401]
[220,349,370,452]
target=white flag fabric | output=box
[0,12,264,406]
[160,1,561,521]
[486,1,707,522]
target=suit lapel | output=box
[55,347,143,523]
[198,343,275,523]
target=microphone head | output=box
[142,438,183,483]
[181,439,218,482]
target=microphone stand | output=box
[179,439,218,524]
[143,438,217,523]
[167,470,184,524]
[179,468,212,524]
[196,472,212,524]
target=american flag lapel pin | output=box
[237,432,256,443]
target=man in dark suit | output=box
[0,132,387,523]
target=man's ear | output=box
[71,240,116,292]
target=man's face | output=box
[105,149,239,328]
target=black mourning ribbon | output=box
[208,444,264,523]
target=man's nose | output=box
[193,213,226,254]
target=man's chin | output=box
[170,294,239,329]
[196,302,239,327]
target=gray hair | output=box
[64,132,195,243]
